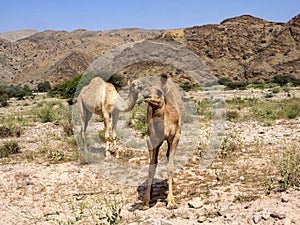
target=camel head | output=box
[143,86,165,108]
[128,79,143,93]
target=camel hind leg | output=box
[102,110,111,153]
[78,99,92,154]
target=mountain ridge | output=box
[1,14,299,88]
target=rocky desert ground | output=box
[0,85,299,225]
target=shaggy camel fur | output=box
[77,76,143,154]
[142,74,184,210]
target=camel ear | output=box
[127,80,131,86]
[161,73,170,79]
[160,73,170,85]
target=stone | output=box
[197,215,207,223]
[281,193,290,203]
[140,218,160,225]
[187,197,204,209]
[253,213,262,224]
[270,212,286,220]
[217,208,232,217]
[160,219,173,225]
[262,209,270,220]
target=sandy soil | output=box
[0,89,299,225]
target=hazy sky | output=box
[0,0,299,32]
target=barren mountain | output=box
[161,14,300,82]
[0,28,162,87]
[0,29,37,42]
[0,14,299,88]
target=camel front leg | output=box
[103,113,110,153]
[166,134,180,209]
[142,148,156,210]
[142,137,162,210]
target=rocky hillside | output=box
[0,29,162,87]
[0,29,37,42]
[161,14,300,82]
[0,14,299,88]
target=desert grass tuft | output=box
[0,141,20,158]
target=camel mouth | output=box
[132,82,143,92]
[143,95,150,102]
[144,96,164,107]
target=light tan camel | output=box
[76,76,143,154]
[142,73,184,210]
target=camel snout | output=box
[142,87,151,98]
[137,83,143,91]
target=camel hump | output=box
[90,76,106,85]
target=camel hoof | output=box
[167,201,178,210]
[111,145,118,153]
[139,203,149,210]
[105,150,112,158]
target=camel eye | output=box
[156,89,163,98]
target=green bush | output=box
[0,93,9,107]
[105,201,123,225]
[285,102,300,119]
[226,97,245,105]
[0,125,23,138]
[218,77,231,85]
[0,85,32,105]
[219,131,242,158]
[60,109,74,137]
[34,100,65,123]
[48,74,83,99]
[130,100,147,137]
[273,74,295,87]
[226,110,239,121]
[33,100,74,137]
[291,77,300,86]
[276,148,300,190]
[272,87,281,93]
[107,73,126,90]
[37,81,51,92]
[180,81,198,91]
[226,81,248,90]
[251,98,300,124]
[0,141,20,158]
[37,104,54,123]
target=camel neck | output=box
[115,87,139,112]
[150,101,165,118]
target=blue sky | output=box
[0,0,299,32]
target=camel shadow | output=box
[89,146,106,154]
[130,178,168,211]
[78,146,106,163]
